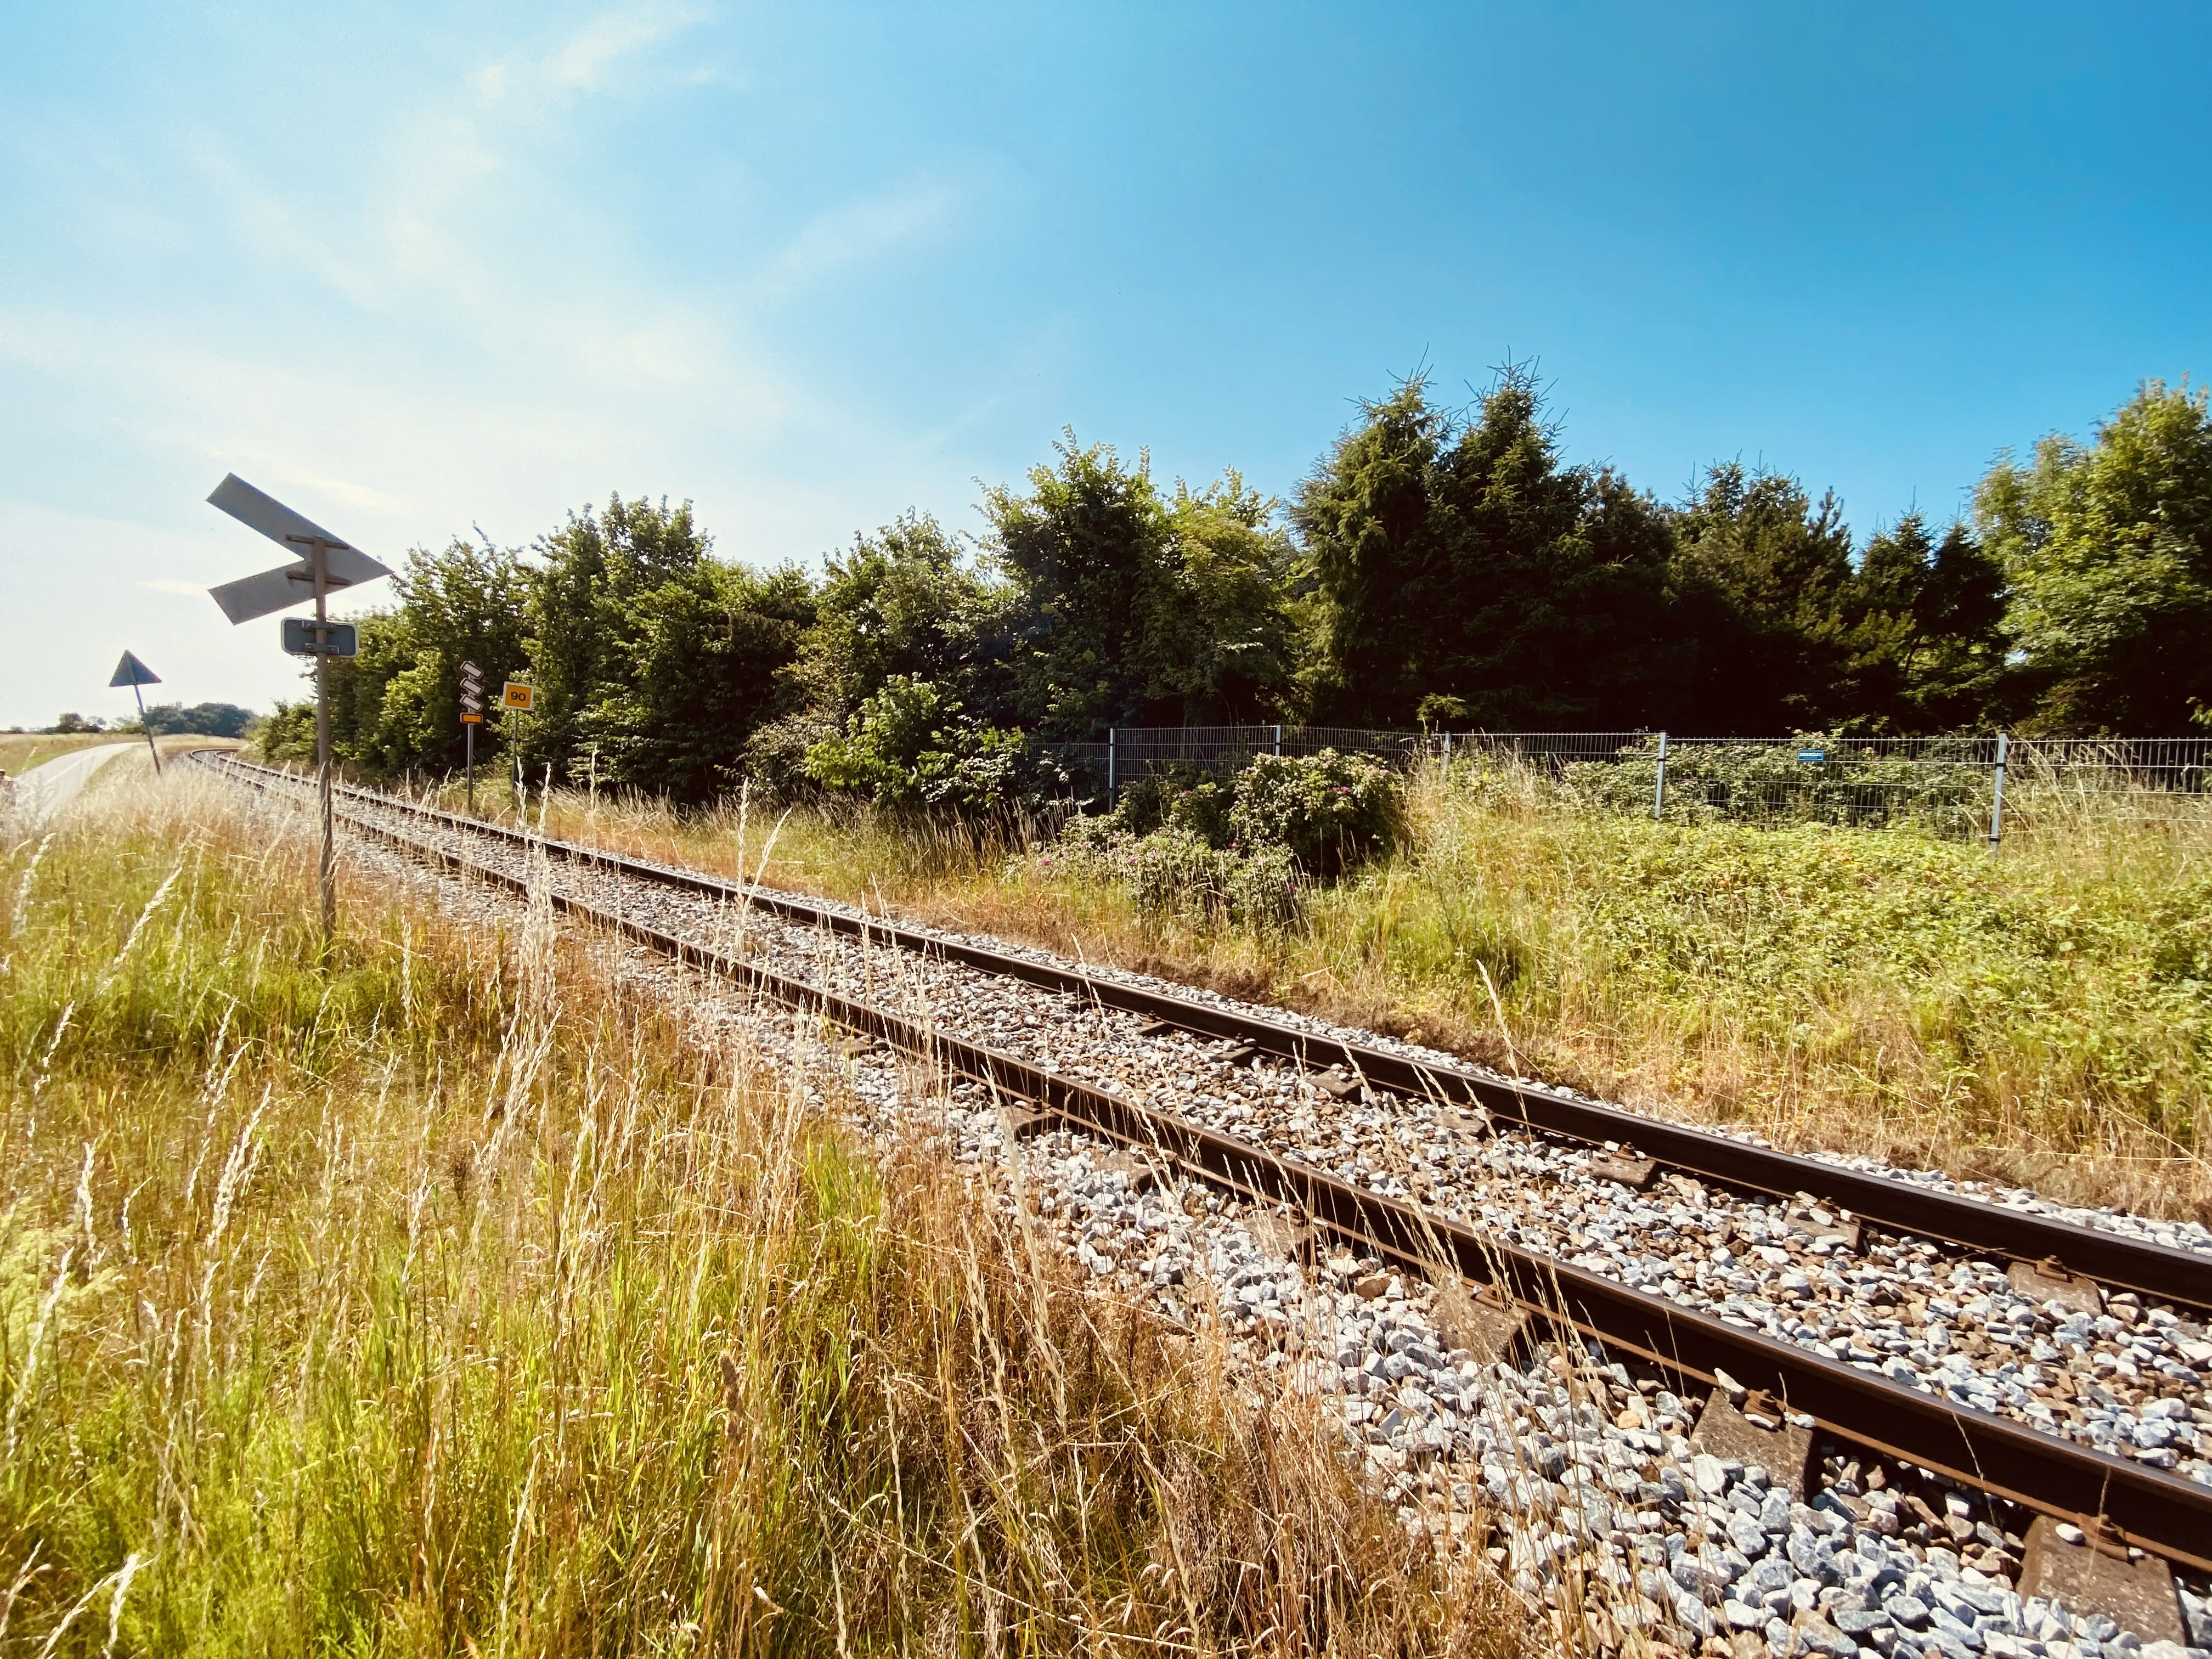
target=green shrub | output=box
[1056,819,1302,933]
[1093,763,1237,844]
[742,709,837,803]
[1047,749,1399,935]
[1559,735,1991,835]
[804,676,1068,819]
[1228,748,1404,874]
[1132,831,1301,933]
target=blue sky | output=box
[3,2,2208,726]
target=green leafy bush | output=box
[742,709,837,803]
[1046,749,1400,935]
[1094,763,1237,844]
[1057,819,1302,933]
[1227,748,1404,874]
[1559,735,1992,835]
[804,675,1067,819]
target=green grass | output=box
[1301,766,2212,1218]
[449,762,2212,1224]
[1,771,1504,1656]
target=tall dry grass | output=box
[432,761,2212,1224]
[0,771,1515,1656]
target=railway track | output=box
[199,754,2212,1626]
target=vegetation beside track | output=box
[0,772,1500,1656]
[439,760,2212,1226]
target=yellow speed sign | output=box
[501,681,535,711]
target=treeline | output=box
[266,371,2212,806]
[22,704,257,738]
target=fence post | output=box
[1273,724,1283,757]
[1442,731,1453,775]
[1107,727,1116,803]
[1653,731,1668,821]
[1988,731,2008,850]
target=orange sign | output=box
[500,682,535,711]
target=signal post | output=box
[459,660,483,814]
[204,475,390,946]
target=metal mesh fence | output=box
[1051,724,1428,791]
[1047,726,2212,843]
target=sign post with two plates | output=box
[202,474,392,944]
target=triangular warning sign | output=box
[109,650,161,688]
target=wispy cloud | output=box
[184,133,387,312]
[472,3,713,108]
[756,183,961,298]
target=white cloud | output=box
[472,3,713,108]
[756,183,962,298]
[184,133,388,313]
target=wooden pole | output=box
[313,540,335,943]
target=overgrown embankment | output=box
[497,761,2212,1223]
[0,774,1499,1656]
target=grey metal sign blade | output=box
[208,563,315,624]
[304,541,391,586]
[205,473,392,587]
[207,472,347,549]
[109,650,161,687]
[209,558,393,624]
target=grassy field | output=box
[0,770,1503,1655]
[424,763,2212,1226]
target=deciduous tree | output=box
[1977,379,2212,732]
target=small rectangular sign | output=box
[500,681,535,711]
[1796,748,1826,764]
[461,713,483,725]
[460,697,482,714]
[281,618,359,656]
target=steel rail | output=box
[203,753,2212,1572]
[205,755,2212,1314]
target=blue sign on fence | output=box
[1797,748,1826,764]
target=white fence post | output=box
[1653,731,1669,820]
[1108,727,1116,802]
[1988,731,2008,850]
[1273,724,1283,757]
